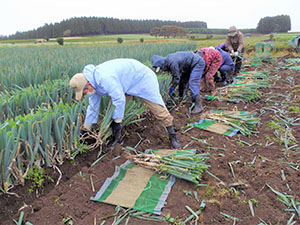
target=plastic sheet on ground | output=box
[288,35,300,52]
[276,58,300,71]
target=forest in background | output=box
[0,15,291,40]
[2,17,207,40]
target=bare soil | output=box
[1,54,300,225]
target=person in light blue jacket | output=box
[69,58,180,149]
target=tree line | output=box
[2,17,207,40]
[187,15,291,35]
[257,15,291,34]
[1,14,291,40]
[150,26,188,38]
[186,28,257,35]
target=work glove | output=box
[107,121,122,150]
[111,121,121,136]
[168,87,175,96]
[234,51,239,57]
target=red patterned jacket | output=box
[195,48,222,79]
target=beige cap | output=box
[228,26,238,37]
[69,73,87,100]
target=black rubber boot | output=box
[166,125,181,149]
[214,73,221,82]
[107,122,122,151]
[221,73,227,86]
[191,94,203,114]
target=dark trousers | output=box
[234,48,244,74]
[219,64,234,79]
[188,58,206,97]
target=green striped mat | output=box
[190,118,239,137]
[189,110,245,137]
[91,149,180,215]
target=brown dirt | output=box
[1,54,300,225]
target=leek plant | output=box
[157,74,172,101]
[0,42,196,90]
[0,48,174,190]
[82,98,146,151]
[0,98,149,190]
[0,79,74,123]
[0,102,84,190]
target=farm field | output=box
[0,35,300,225]
[1,32,299,49]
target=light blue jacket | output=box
[83,58,165,124]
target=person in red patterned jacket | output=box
[194,47,222,92]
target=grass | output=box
[25,166,53,194]
[0,34,189,47]
[288,106,300,116]
[61,34,165,42]
[1,32,299,52]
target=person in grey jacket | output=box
[226,26,245,74]
[151,51,205,114]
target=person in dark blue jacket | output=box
[215,47,235,84]
[151,51,205,114]
[216,42,229,52]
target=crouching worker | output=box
[194,47,222,92]
[69,58,181,149]
[226,26,245,74]
[215,47,235,85]
[151,51,205,114]
[216,42,229,52]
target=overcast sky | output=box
[1,0,299,36]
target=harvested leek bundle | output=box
[206,111,261,136]
[226,87,263,102]
[206,86,263,103]
[124,151,210,186]
[251,53,273,65]
[231,79,270,89]
[209,70,269,102]
[239,71,270,80]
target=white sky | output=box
[0,0,299,36]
